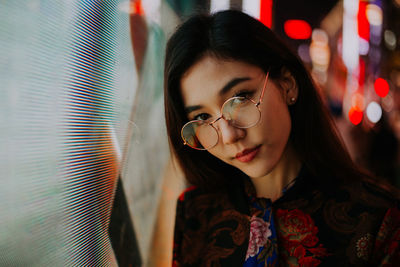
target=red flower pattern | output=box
[276,209,328,266]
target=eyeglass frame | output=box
[181,72,270,150]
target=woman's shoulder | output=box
[177,185,201,204]
[345,177,400,210]
[176,185,235,212]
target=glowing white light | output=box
[366,101,382,123]
[142,0,162,24]
[366,4,383,26]
[309,29,330,71]
[210,0,230,13]
[242,0,261,19]
[359,38,370,55]
[310,44,330,70]
[312,29,329,45]
[384,30,397,50]
[344,0,359,15]
[342,0,359,71]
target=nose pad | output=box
[216,119,245,145]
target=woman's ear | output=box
[279,68,298,105]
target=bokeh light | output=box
[366,101,382,123]
[349,107,363,125]
[384,30,396,50]
[310,29,330,72]
[359,38,369,55]
[358,1,369,41]
[374,78,389,97]
[284,20,312,39]
[366,4,383,26]
[298,44,311,63]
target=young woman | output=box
[164,10,399,266]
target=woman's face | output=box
[180,56,294,178]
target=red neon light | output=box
[132,0,144,15]
[349,107,363,125]
[260,0,273,28]
[284,20,312,40]
[358,1,369,41]
[374,78,389,97]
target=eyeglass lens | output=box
[182,97,261,150]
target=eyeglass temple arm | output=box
[256,72,269,107]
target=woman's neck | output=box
[250,143,302,201]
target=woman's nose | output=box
[216,119,245,145]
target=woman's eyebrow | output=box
[219,77,251,96]
[185,104,202,115]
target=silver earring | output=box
[290,97,296,102]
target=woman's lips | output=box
[235,145,261,163]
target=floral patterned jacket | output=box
[172,169,400,266]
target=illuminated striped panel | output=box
[0,0,140,265]
[0,1,71,266]
[61,1,120,266]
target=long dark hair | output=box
[164,10,364,191]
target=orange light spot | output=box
[284,20,312,40]
[374,78,389,97]
[351,93,365,111]
[131,0,144,15]
[349,107,363,125]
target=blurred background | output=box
[0,0,399,266]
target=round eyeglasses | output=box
[181,72,270,150]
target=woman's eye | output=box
[234,90,255,99]
[193,113,211,121]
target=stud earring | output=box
[290,97,296,103]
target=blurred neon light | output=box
[384,30,396,50]
[357,1,369,41]
[366,4,382,26]
[210,0,229,13]
[342,0,359,71]
[242,0,261,20]
[310,29,330,70]
[132,0,144,15]
[374,78,389,97]
[284,20,312,39]
[348,107,363,125]
[366,101,382,123]
[359,38,369,55]
[260,0,273,28]
[298,44,311,63]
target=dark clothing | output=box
[172,169,400,266]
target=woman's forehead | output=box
[180,56,263,106]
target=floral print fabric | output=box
[275,209,329,266]
[172,169,400,266]
[244,200,278,266]
[245,216,272,259]
[243,177,329,267]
